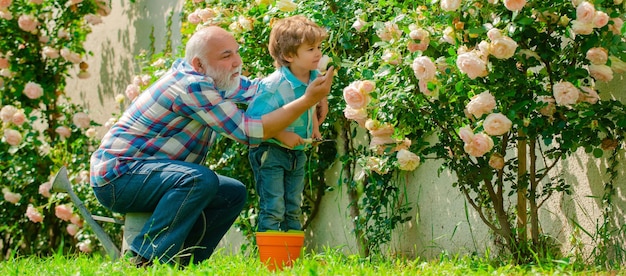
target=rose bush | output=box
[0,0,119,258]
[126,0,626,264]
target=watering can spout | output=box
[51,166,121,260]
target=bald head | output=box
[184,26,236,64]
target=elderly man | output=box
[90,26,333,266]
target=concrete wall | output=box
[67,1,626,260]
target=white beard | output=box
[205,64,241,98]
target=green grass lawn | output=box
[0,248,623,275]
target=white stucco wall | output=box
[67,1,626,261]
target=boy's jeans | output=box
[249,143,306,232]
[92,159,246,265]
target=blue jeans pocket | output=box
[93,184,115,209]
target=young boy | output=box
[246,15,328,232]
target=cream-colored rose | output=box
[490,36,518,59]
[85,127,97,138]
[553,81,580,106]
[125,84,140,101]
[42,46,60,59]
[537,96,556,117]
[412,56,437,81]
[370,136,396,148]
[466,91,496,118]
[586,47,608,65]
[589,64,613,82]
[456,51,488,79]
[483,113,512,136]
[463,133,494,157]
[440,0,462,11]
[276,0,297,12]
[366,156,389,175]
[84,14,103,25]
[580,86,599,104]
[72,112,91,129]
[343,83,370,109]
[343,106,368,125]
[442,26,456,44]
[489,153,505,170]
[576,1,596,23]
[26,204,44,223]
[78,240,92,253]
[23,81,43,99]
[1,105,17,122]
[60,48,82,64]
[317,55,330,73]
[397,149,420,171]
[458,126,474,144]
[487,28,502,40]
[504,0,526,11]
[571,20,594,35]
[382,49,401,65]
[368,122,395,138]
[609,17,623,35]
[66,224,79,236]
[3,187,21,204]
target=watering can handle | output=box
[52,166,121,260]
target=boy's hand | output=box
[275,131,303,148]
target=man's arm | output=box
[260,67,334,140]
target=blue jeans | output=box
[92,160,246,265]
[249,143,306,232]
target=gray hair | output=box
[184,27,212,64]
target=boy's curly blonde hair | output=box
[268,15,327,67]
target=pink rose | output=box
[0,0,11,9]
[125,84,140,101]
[553,81,580,106]
[409,28,430,45]
[370,136,396,148]
[576,1,596,23]
[458,126,474,144]
[23,81,43,99]
[412,56,437,81]
[440,0,462,11]
[352,18,366,32]
[72,112,91,129]
[487,28,502,41]
[586,47,608,65]
[593,11,609,28]
[4,128,22,146]
[490,37,518,59]
[382,50,401,65]
[366,156,389,175]
[589,64,613,82]
[483,113,512,136]
[376,22,401,41]
[343,84,370,109]
[55,204,73,221]
[504,0,527,11]
[366,120,395,138]
[489,154,505,170]
[466,91,496,118]
[418,78,438,97]
[78,240,92,253]
[38,182,52,198]
[26,205,44,223]
[133,74,151,86]
[12,110,26,126]
[397,149,420,171]
[463,133,494,157]
[67,224,79,236]
[0,57,8,69]
[3,187,21,204]
[357,80,376,94]
[84,14,103,25]
[17,14,38,33]
[456,51,488,79]
[55,126,72,139]
[187,12,201,24]
[1,105,17,122]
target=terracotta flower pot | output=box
[255,231,305,271]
